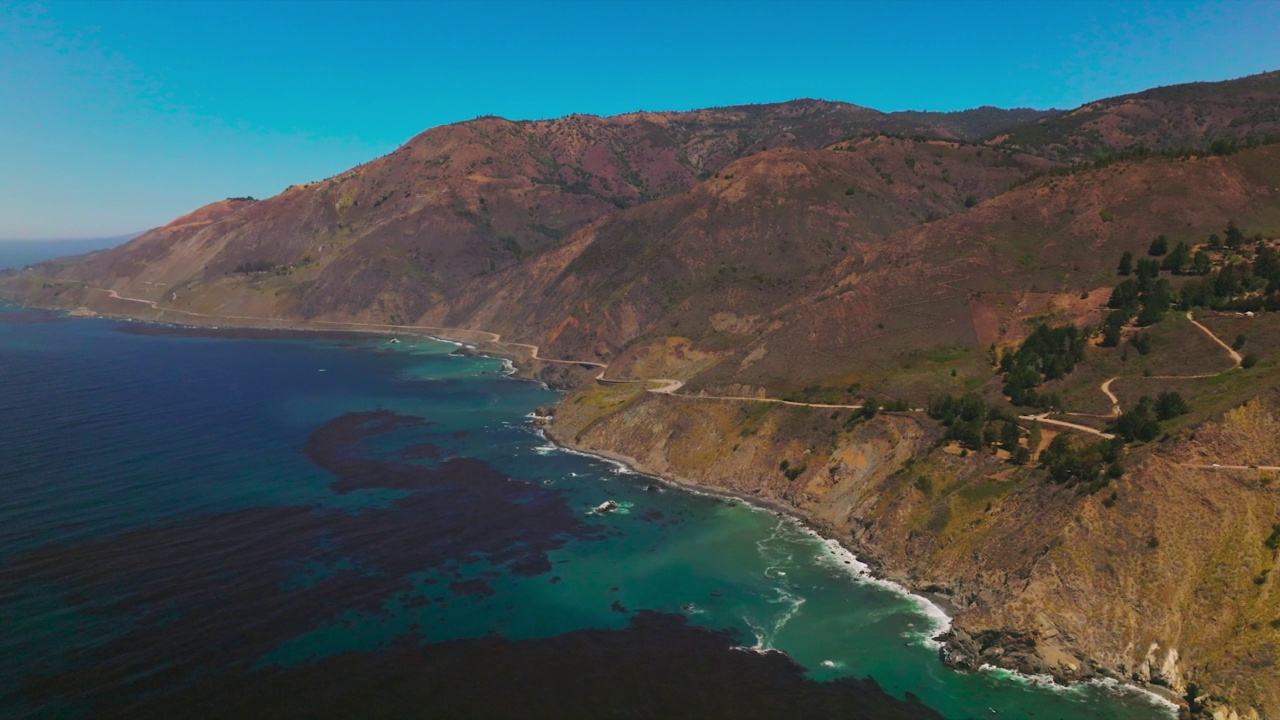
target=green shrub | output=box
[1265,523,1280,551]
[1110,396,1161,442]
[1155,392,1189,420]
[914,476,933,496]
[1130,333,1153,355]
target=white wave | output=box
[742,587,807,653]
[421,334,464,348]
[979,665,1180,716]
[741,510,952,648]
[524,428,637,474]
[810,531,952,646]
[820,659,845,669]
[526,423,955,650]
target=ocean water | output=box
[0,237,130,270]
[0,303,1175,719]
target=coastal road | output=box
[506,342,607,369]
[1018,413,1116,440]
[89,286,506,343]
[88,287,1257,434]
[1181,463,1280,472]
[89,285,897,412]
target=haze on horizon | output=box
[2,0,1278,241]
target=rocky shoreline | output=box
[0,305,1201,717]
[540,417,1189,718]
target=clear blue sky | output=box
[2,0,1278,239]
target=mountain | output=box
[989,70,1280,162]
[0,101,1051,325]
[6,73,1280,718]
[455,136,1054,362]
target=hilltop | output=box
[989,70,1280,162]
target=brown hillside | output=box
[992,70,1280,162]
[1,101,1047,324]
[454,138,1054,363]
[479,143,1280,404]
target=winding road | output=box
[87,287,838,408]
[85,287,1273,467]
[1101,311,1241,410]
[1020,312,1274,470]
[1016,413,1116,440]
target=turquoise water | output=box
[0,304,1175,719]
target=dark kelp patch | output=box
[42,612,945,720]
[0,409,607,714]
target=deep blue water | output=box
[0,304,1176,719]
[0,237,130,270]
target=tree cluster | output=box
[232,260,277,274]
[1106,260,1174,331]
[1108,392,1188,442]
[1038,433,1125,494]
[928,393,1030,464]
[1117,223,1280,312]
[999,324,1086,408]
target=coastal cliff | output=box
[545,380,1280,719]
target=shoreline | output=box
[542,427,1183,717]
[20,302,1184,716]
[542,426,966,618]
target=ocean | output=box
[0,237,132,271]
[0,303,1175,719]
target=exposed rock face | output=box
[548,387,1280,718]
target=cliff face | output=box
[546,382,1280,718]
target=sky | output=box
[1,0,1278,240]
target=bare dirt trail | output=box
[1188,312,1244,366]
[1018,413,1115,439]
[1100,377,1121,414]
[1182,463,1280,472]
[1035,312,1279,470]
[1062,311,1243,426]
